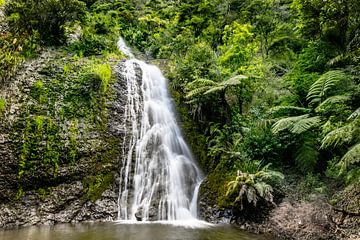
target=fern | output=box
[315,95,351,113]
[339,143,360,174]
[272,114,320,134]
[291,116,321,134]
[219,75,247,87]
[307,70,347,105]
[294,137,319,172]
[226,163,283,209]
[321,124,354,149]
[348,107,360,120]
[268,106,310,117]
[185,75,247,99]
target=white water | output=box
[116,38,203,222]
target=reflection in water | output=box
[0,223,274,240]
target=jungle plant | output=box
[225,161,284,209]
[271,70,356,173]
[5,0,86,45]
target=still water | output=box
[0,222,274,240]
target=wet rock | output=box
[0,49,126,228]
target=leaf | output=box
[294,137,319,173]
[348,107,360,121]
[307,70,347,105]
[339,143,360,174]
[268,106,310,117]
[315,95,351,113]
[272,114,309,134]
[272,114,320,134]
[321,124,354,149]
[291,116,321,134]
[219,75,247,87]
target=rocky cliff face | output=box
[0,50,134,228]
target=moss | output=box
[18,116,61,178]
[0,97,6,117]
[84,172,114,202]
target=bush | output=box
[5,0,86,45]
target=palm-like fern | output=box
[185,75,248,101]
[321,124,355,148]
[321,108,360,177]
[272,114,321,134]
[338,143,360,174]
[315,94,351,113]
[294,136,319,172]
[226,163,284,209]
[306,70,347,105]
[348,107,360,120]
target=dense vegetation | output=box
[0,0,359,229]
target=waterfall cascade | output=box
[116,38,203,222]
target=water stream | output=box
[116,38,203,222]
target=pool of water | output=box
[0,221,274,240]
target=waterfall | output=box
[116,38,203,222]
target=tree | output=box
[5,0,86,45]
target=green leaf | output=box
[307,70,347,105]
[339,143,360,174]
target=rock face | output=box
[0,50,132,228]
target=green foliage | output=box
[84,173,114,202]
[272,114,321,134]
[5,0,86,45]
[0,98,6,116]
[218,22,257,74]
[68,11,119,56]
[293,134,319,173]
[18,116,61,178]
[307,70,348,105]
[225,162,284,209]
[0,35,24,83]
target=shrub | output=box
[5,0,86,45]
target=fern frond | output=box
[315,95,351,112]
[272,114,309,134]
[294,138,319,172]
[219,75,247,87]
[185,78,216,89]
[307,70,347,105]
[185,86,212,99]
[246,186,258,206]
[321,124,354,149]
[339,143,360,174]
[291,116,321,134]
[268,106,310,117]
[204,86,225,95]
[256,170,285,183]
[348,107,360,120]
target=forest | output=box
[0,0,359,239]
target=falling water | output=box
[116,38,203,222]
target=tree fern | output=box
[339,143,360,174]
[272,114,320,134]
[291,116,321,134]
[321,124,354,149]
[185,75,247,99]
[294,137,319,172]
[219,75,248,87]
[268,106,310,117]
[315,94,351,113]
[307,70,347,105]
[185,78,216,99]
